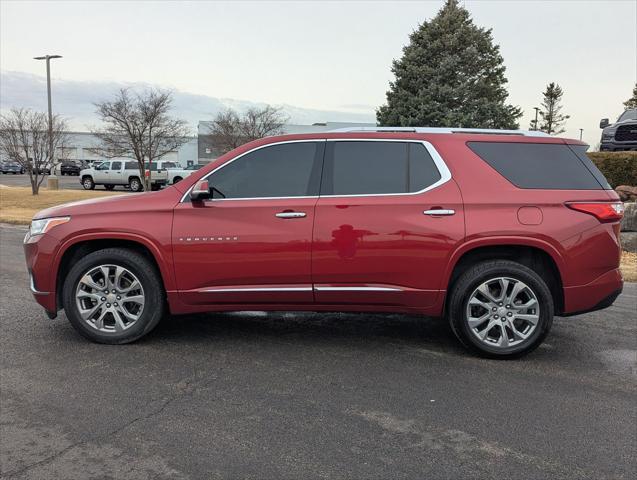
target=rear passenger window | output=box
[467,142,609,190]
[111,161,121,170]
[322,141,442,195]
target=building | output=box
[197,121,376,163]
[54,132,199,168]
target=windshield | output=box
[618,109,637,121]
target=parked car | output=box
[60,160,84,176]
[0,161,24,174]
[79,160,168,192]
[24,128,624,357]
[599,108,637,151]
[149,160,195,185]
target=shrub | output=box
[587,152,637,187]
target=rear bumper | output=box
[562,268,623,315]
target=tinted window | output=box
[467,142,607,190]
[162,162,178,169]
[125,161,138,170]
[322,141,441,195]
[111,161,122,170]
[207,142,323,198]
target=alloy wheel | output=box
[75,264,145,333]
[465,277,540,349]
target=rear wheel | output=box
[129,177,143,192]
[172,176,182,184]
[82,176,95,190]
[62,248,165,344]
[447,260,554,358]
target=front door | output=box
[312,140,464,309]
[105,160,123,184]
[93,161,111,183]
[173,140,325,305]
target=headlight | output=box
[30,216,71,236]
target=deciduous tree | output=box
[92,89,189,190]
[0,108,68,195]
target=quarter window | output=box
[207,142,324,199]
[322,141,442,195]
[125,161,138,170]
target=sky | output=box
[1,0,636,147]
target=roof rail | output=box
[327,126,550,137]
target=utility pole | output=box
[34,54,62,185]
[533,107,540,131]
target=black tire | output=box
[62,248,165,344]
[447,260,554,359]
[82,176,95,190]
[129,177,143,192]
[104,184,115,191]
[172,176,182,184]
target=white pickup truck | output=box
[153,160,196,185]
[80,160,168,192]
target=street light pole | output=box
[34,54,62,181]
[579,128,584,141]
[533,107,540,131]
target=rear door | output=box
[312,139,464,308]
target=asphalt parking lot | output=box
[1,223,635,480]
[0,173,132,192]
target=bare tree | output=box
[92,88,190,190]
[208,106,288,154]
[0,108,68,195]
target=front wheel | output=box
[62,248,165,344]
[447,260,554,358]
[82,176,95,190]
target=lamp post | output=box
[33,54,62,184]
[533,107,540,131]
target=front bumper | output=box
[24,230,59,315]
[600,140,637,151]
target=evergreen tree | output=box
[377,0,522,129]
[624,83,637,109]
[537,82,569,135]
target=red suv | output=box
[24,128,624,357]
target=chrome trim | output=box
[423,209,455,216]
[30,274,49,295]
[328,126,550,137]
[313,286,403,292]
[180,138,453,202]
[275,212,306,219]
[202,287,313,293]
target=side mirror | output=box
[599,118,609,129]
[190,180,211,202]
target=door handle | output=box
[275,211,307,219]
[423,209,455,216]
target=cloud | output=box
[0,71,375,131]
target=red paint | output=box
[24,132,623,319]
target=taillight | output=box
[145,170,150,178]
[566,202,624,223]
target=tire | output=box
[129,177,143,192]
[62,248,165,344]
[447,260,554,359]
[104,184,115,191]
[172,176,182,184]
[82,176,95,190]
